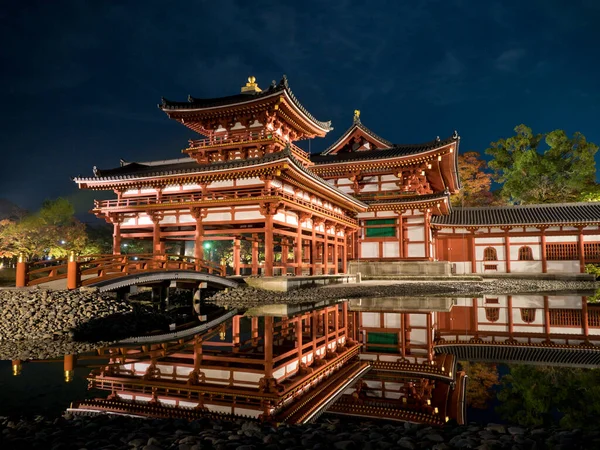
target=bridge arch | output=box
[88,270,239,292]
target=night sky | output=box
[1,1,599,218]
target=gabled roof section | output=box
[313,133,459,165]
[159,75,333,135]
[320,112,392,156]
[431,202,600,227]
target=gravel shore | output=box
[0,288,171,360]
[207,278,599,308]
[0,414,596,450]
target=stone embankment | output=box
[0,288,170,360]
[208,278,599,308]
[0,414,596,450]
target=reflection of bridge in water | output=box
[13,293,599,425]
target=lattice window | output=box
[520,308,536,323]
[518,246,534,261]
[485,298,499,304]
[483,247,497,261]
[584,243,600,261]
[546,243,579,260]
[485,307,500,322]
[589,309,600,328]
[549,309,582,326]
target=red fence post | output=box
[15,254,28,287]
[67,251,80,290]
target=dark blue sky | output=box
[1,0,599,216]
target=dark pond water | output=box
[1,292,598,428]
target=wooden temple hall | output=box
[72,75,461,277]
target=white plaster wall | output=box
[547,261,580,272]
[235,210,263,220]
[410,329,427,345]
[182,184,201,190]
[380,175,397,182]
[208,180,234,188]
[362,312,380,327]
[384,313,401,328]
[510,236,541,243]
[383,242,399,258]
[584,235,600,241]
[376,211,397,218]
[405,216,423,224]
[361,184,378,192]
[273,212,286,223]
[361,242,379,258]
[407,243,425,258]
[123,189,139,196]
[546,235,578,243]
[179,214,194,223]
[122,216,137,226]
[511,295,544,307]
[511,261,543,273]
[357,212,376,219]
[163,185,180,193]
[490,227,504,233]
[237,177,262,186]
[159,215,177,224]
[476,237,504,244]
[548,296,582,308]
[409,314,427,327]
[204,212,232,222]
[381,182,398,191]
[138,215,153,225]
[140,188,157,194]
[407,226,424,241]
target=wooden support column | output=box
[397,214,404,259]
[582,296,589,340]
[323,239,329,275]
[543,296,551,340]
[507,295,514,338]
[342,301,348,334]
[295,216,304,276]
[504,231,511,273]
[232,315,240,347]
[194,218,204,263]
[264,316,274,379]
[424,209,431,260]
[400,313,406,357]
[333,235,339,274]
[472,297,479,338]
[334,305,339,342]
[15,254,28,288]
[310,218,318,275]
[112,221,122,255]
[251,316,259,345]
[578,226,586,273]
[67,251,80,290]
[152,216,162,255]
[264,206,274,277]
[311,310,318,354]
[233,238,241,276]
[426,313,433,360]
[296,317,303,361]
[470,231,477,274]
[281,238,289,274]
[540,228,547,273]
[64,354,76,383]
[251,234,259,276]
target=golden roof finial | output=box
[241,76,262,94]
[353,109,361,123]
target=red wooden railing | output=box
[15,253,224,289]
[93,187,357,226]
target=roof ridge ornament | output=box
[452,130,459,139]
[353,110,361,124]
[241,76,262,94]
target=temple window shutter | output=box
[520,308,536,323]
[483,247,497,261]
[518,246,534,261]
[485,307,500,322]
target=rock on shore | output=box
[0,414,598,450]
[207,278,599,308]
[0,288,170,360]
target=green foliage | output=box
[461,361,499,409]
[486,124,599,204]
[0,198,97,260]
[497,365,600,428]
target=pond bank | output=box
[0,414,597,450]
[207,278,599,308]
[0,288,171,360]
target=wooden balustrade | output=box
[15,253,225,289]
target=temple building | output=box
[73,76,600,274]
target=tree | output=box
[497,365,600,429]
[0,198,90,260]
[461,361,499,409]
[452,151,499,206]
[486,124,599,204]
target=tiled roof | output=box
[320,119,392,155]
[312,133,458,165]
[365,191,450,205]
[159,75,332,131]
[431,203,600,226]
[73,148,367,209]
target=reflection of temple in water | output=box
[63,294,598,425]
